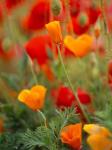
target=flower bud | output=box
[51,0,62,16]
[78,12,89,27]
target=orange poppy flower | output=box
[60,123,82,150]
[18,85,47,110]
[64,34,93,57]
[83,124,112,150]
[45,21,62,44]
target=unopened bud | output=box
[51,0,62,16]
[78,12,89,27]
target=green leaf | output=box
[21,126,56,150]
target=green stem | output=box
[99,0,112,60]
[37,109,47,127]
[100,0,108,34]
[28,57,38,84]
[37,110,54,149]
[57,45,90,122]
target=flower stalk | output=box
[57,44,90,122]
[37,109,47,127]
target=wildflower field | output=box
[0,0,112,150]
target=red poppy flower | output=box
[5,0,25,10]
[77,88,91,104]
[25,35,52,65]
[55,86,75,107]
[69,0,80,17]
[69,0,92,17]
[108,60,112,88]
[87,5,101,25]
[22,0,66,32]
[25,34,73,66]
[25,34,57,81]
[68,1,101,35]
[22,0,50,31]
[71,12,90,35]
[51,85,91,108]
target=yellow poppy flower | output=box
[84,124,112,150]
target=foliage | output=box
[0,0,112,150]
[20,107,79,150]
[0,132,25,150]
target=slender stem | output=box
[99,0,112,60]
[37,109,47,127]
[57,45,90,122]
[37,110,53,149]
[100,0,108,34]
[28,57,38,84]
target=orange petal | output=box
[45,21,62,43]
[87,134,112,150]
[31,85,47,100]
[24,92,43,110]
[64,34,93,57]
[60,132,70,143]
[60,123,82,149]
